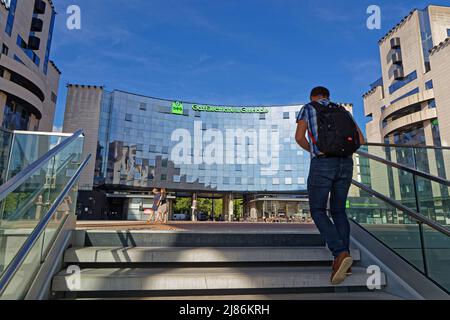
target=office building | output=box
[63,85,353,220]
[0,0,60,132]
[364,5,450,147]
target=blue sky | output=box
[50,0,449,132]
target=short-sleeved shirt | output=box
[152,194,161,211]
[296,99,357,157]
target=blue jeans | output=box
[307,157,354,257]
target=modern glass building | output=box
[63,85,353,221]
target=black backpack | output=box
[309,101,361,157]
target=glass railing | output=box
[349,181,450,293]
[362,143,450,181]
[0,129,13,185]
[0,130,88,300]
[5,131,73,181]
[354,151,450,229]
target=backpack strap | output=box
[306,102,321,145]
[309,101,325,112]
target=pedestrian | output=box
[146,188,161,224]
[156,188,169,224]
[295,86,366,285]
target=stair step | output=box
[82,230,325,247]
[53,266,384,292]
[64,247,361,264]
[72,291,402,300]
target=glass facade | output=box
[2,96,40,131]
[94,90,310,193]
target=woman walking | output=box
[146,188,161,224]
[156,188,169,224]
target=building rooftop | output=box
[378,9,416,45]
[430,37,450,56]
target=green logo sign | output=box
[172,101,184,115]
[192,104,269,114]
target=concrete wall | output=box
[63,85,104,190]
[430,41,450,146]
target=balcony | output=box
[390,37,401,49]
[27,36,40,51]
[34,0,46,14]
[30,18,43,32]
[393,67,404,80]
[392,52,403,65]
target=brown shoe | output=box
[331,252,353,285]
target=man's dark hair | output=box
[310,86,330,99]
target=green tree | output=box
[173,197,191,214]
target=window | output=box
[51,92,57,103]
[125,113,133,122]
[272,178,280,185]
[235,177,242,185]
[136,144,143,152]
[388,71,417,94]
[283,112,290,120]
[259,114,266,120]
[428,99,436,109]
[5,0,17,36]
[425,80,433,90]
[235,164,242,171]
[2,44,9,55]
[43,11,56,75]
[162,146,169,154]
[173,175,181,183]
[223,177,230,185]
[139,102,147,111]
[447,29,450,37]
[13,55,23,64]
[390,88,419,105]
[161,174,167,181]
[187,176,195,183]
[161,159,168,168]
[195,111,201,118]
[149,145,156,153]
[285,178,293,185]
[16,36,40,66]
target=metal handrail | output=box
[356,150,450,186]
[0,130,83,203]
[365,142,450,151]
[351,180,450,237]
[0,154,91,296]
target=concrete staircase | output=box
[51,229,394,299]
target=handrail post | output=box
[418,222,429,276]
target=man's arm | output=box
[295,120,311,153]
